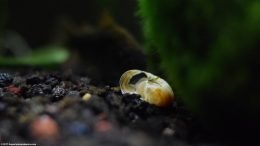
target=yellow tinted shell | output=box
[119,69,174,107]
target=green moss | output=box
[138,0,260,119]
[0,46,69,67]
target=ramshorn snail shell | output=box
[119,69,174,107]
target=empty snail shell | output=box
[119,69,174,107]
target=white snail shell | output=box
[119,69,174,107]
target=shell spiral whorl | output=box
[119,69,174,107]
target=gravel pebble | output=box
[0,73,13,87]
[30,115,59,140]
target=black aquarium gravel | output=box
[0,69,212,146]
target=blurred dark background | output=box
[0,0,147,85]
[2,0,142,48]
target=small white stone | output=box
[82,93,92,101]
[162,127,175,136]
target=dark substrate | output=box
[0,69,220,146]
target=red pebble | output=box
[97,113,108,120]
[95,120,112,132]
[5,85,21,95]
[30,115,59,140]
